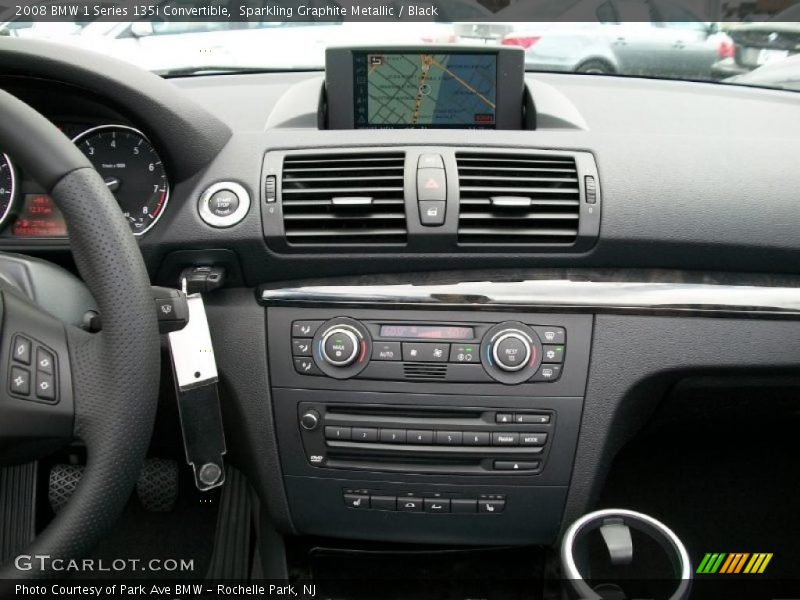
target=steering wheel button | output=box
[10,366,31,396]
[36,347,55,375]
[12,335,32,365]
[35,372,55,402]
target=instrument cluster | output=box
[0,122,170,239]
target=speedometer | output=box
[0,153,16,227]
[72,125,169,236]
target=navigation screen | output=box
[354,52,497,129]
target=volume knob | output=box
[320,326,360,367]
[300,410,320,431]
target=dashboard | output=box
[4,38,800,551]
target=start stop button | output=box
[208,189,240,217]
[198,181,251,228]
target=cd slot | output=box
[326,443,543,475]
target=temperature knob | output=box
[321,327,360,367]
[312,318,371,380]
[492,331,532,372]
[481,322,542,385]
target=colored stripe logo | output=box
[696,553,773,574]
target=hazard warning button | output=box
[417,168,446,202]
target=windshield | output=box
[3,0,800,91]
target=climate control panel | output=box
[290,317,567,385]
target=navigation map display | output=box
[353,52,498,129]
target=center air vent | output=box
[281,152,407,245]
[457,152,582,245]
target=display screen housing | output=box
[354,51,497,129]
[379,325,475,340]
[325,46,525,130]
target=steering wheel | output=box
[0,89,160,575]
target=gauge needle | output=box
[104,177,120,193]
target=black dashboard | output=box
[4,37,800,551]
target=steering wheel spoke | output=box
[0,287,74,461]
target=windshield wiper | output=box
[156,65,322,77]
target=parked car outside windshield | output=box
[3,0,800,92]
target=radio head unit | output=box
[325,46,526,130]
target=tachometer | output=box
[72,125,169,235]
[0,153,17,227]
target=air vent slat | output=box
[457,151,582,245]
[283,187,405,195]
[460,212,579,220]
[281,151,407,246]
[460,186,579,195]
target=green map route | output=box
[366,53,497,127]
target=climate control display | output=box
[289,317,567,385]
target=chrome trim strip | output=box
[259,279,800,317]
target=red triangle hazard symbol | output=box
[424,178,440,190]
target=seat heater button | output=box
[344,494,369,509]
[479,499,506,513]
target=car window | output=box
[596,1,618,23]
[651,0,707,30]
[613,0,656,21]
